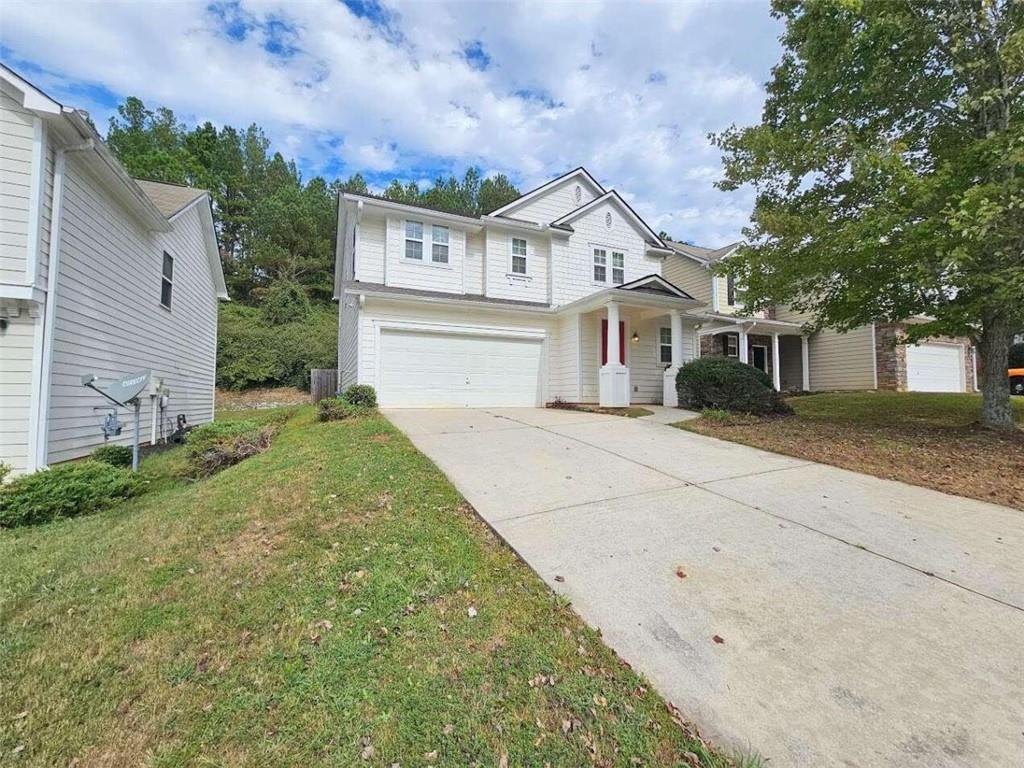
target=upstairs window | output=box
[431,225,449,263]
[405,220,423,260]
[593,248,607,282]
[611,252,624,285]
[160,252,173,309]
[726,273,737,306]
[511,237,528,274]
[659,327,673,364]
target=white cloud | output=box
[0,0,783,246]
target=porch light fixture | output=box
[631,331,640,343]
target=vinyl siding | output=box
[355,213,385,284]
[0,310,37,474]
[45,156,218,464]
[548,313,580,402]
[463,230,484,295]
[551,200,661,308]
[505,176,602,224]
[484,228,549,303]
[662,255,712,306]
[384,215,467,294]
[0,87,35,285]
[775,305,876,390]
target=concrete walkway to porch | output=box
[384,406,1024,768]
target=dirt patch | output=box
[547,403,654,418]
[684,416,1024,510]
[216,387,309,411]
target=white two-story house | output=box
[333,168,703,408]
[0,65,227,476]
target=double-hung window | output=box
[405,220,423,260]
[659,327,673,364]
[611,252,624,285]
[431,225,449,263]
[160,252,173,309]
[726,333,739,357]
[726,273,737,306]
[593,248,607,282]
[511,237,527,274]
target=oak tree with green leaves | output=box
[714,0,1024,429]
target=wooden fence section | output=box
[309,369,337,403]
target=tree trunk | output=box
[978,309,1014,431]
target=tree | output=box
[714,0,1024,430]
[478,173,521,214]
[106,97,190,183]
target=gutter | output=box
[33,139,93,470]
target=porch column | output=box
[738,327,749,364]
[801,335,810,390]
[599,301,630,407]
[663,311,685,407]
[772,332,781,390]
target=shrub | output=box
[317,397,369,422]
[259,280,311,325]
[0,461,141,528]
[184,420,276,478]
[91,444,134,468]
[0,463,10,484]
[341,384,377,408]
[217,303,337,391]
[676,357,792,416]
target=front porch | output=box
[555,275,702,408]
[694,313,808,391]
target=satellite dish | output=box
[81,370,151,407]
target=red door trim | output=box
[601,320,626,365]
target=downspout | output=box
[34,140,93,469]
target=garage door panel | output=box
[380,329,543,407]
[906,344,962,392]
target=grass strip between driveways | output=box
[0,407,746,767]
[678,391,1024,510]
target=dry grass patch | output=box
[681,392,1024,509]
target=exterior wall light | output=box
[631,332,640,343]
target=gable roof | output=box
[550,190,667,248]
[616,273,695,300]
[488,167,606,217]
[664,238,741,266]
[135,180,208,219]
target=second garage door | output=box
[379,329,543,407]
[906,343,963,392]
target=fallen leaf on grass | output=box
[467,606,478,618]
[424,750,438,760]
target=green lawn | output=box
[1,408,744,767]
[681,391,1024,510]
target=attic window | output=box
[160,252,173,309]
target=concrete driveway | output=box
[385,407,1024,768]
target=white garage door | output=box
[906,344,963,392]
[379,329,543,407]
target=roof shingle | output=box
[134,179,207,219]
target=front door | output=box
[752,345,767,373]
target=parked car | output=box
[1010,367,1024,396]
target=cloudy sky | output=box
[1,0,783,247]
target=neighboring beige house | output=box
[0,65,228,476]
[334,167,704,408]
[662,240,978,393]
